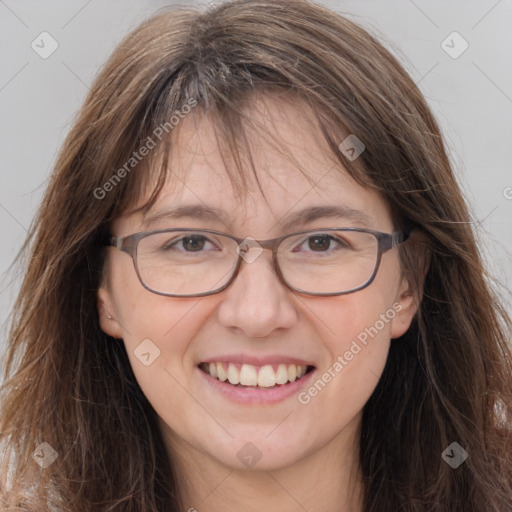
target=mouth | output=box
[198,361,315,389]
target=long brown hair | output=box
[1,1,511,510]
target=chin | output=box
[205,431,312,472]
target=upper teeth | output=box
[204,362,308,387]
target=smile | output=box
[198,362,314,388]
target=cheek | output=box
[308,279,397,357]
[109,257,201,347]
[295,294,393,432]
[309,249,402,333]
[298,265,399,403]
[109,271,230,424]
[107,261,207,388]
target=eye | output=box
[164,235,217,252]
[294,233,350,253]
[307,234,331,252]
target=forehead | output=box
[129,95,393,235]
[171,95,331,184]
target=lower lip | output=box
[197,366,316,405]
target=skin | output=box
[98,94,418,512]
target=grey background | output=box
[1,0,511,364]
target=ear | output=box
[97,286,124,339]
[390,275,419,339]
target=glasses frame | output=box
[106,227,411,297]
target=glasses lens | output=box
[136,231,239,296]
[278,230,379,294]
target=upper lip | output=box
[199,354,316,367]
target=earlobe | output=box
[97,286,124,339]
[390,279,419,339]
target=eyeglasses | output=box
[106,227,410,297]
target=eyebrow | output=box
[142,205,230,229]
[141,204,372,231]
[279,205,371,230]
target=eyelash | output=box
[165,234,349,253]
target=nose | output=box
[216,250,298,338]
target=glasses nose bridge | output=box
[254,235,282,253]
[231,235,285,285]
[231,233,283,260]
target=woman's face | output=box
[98,96,417,474]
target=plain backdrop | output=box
[1,0,511,366]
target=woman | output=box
[1,0,511,510]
